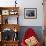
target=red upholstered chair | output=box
[21,28,41,46]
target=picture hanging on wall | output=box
[24,8,37,19]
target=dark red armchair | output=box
[21,28,41,46]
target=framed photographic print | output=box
[2,10,9,15]
[24,8,37,19]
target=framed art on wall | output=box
[24,8,37,19]
[2,10,9,15]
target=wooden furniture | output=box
[0,7,19,24]
[44,29,46,46]
[0,24,19,32]
[0,41,2,46]
[0,7,20,46]
[2,41,19,46]
[43,0,46,46]
[43,0,46,26]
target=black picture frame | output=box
[24,8,37,19]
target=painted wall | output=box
[0,0,44,26]
[18,0,44,26]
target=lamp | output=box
[15,0,17,7]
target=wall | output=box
[18,0,44,26]
[0,0,44,26]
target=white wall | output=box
[18,0,44,26]
[0,0,44,26]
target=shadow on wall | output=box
[18,26,44,44]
